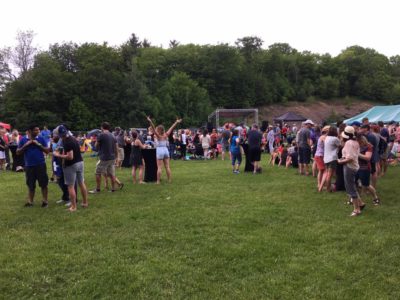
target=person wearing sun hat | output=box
[338,126,365,216]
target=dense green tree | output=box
[2,34,400,129]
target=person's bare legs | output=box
[79,181,88,207]
[312,160,317,177]
[325,168,333,191]
[132,166,137,183]
[110,175,117,190]
[253,161,259,173]
[352,198,360,214]
[318,169,325,191]
[286,156,292,168]
[139,165,144,183]
[67,185,77,211]
[41,187,48,203]
[304,164,310,176]
[164,158,172,183]
[28,190,35,204]
[156,159,163,184]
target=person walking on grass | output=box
[53,126,88,212]
[147,116,182,184]
[356,135,381,206]
[89,122,123,194]
[17,125,50,207]
[338,126,365,217]
[229,129,242,174]
[297,120,314,176]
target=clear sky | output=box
[1,0,399,57]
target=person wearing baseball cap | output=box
[53,125,88,212]
[338,126,365,216]
[350,121,361,132]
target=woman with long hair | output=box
[315,126,329,191]
[147,116,182,184]
[130,130,146,184]
[320,126,340,192]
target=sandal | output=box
[81,203,88,208]
[68,207,77,212]
[373,198,381,206]
[350,211,361,217]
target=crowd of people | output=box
[1,116,399,216]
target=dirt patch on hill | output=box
[259,99,377,125]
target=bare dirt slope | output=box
[259,99,377,125]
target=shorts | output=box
[0,151,5,160]
[370,162,376,174]
[356,169,370,187]
[249,147,261,162]
[314,156,325,171]
[231,152,242,166]
[117,147,125,161]
[380,147,389,160]
[156,146,169,160]
[325,160,337,170]
[221,142,229,152]
[25,163,48,191]
[95,160,116,177]
[298,146,311,164]
[64,161,84,186]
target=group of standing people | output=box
[4,115,398,217]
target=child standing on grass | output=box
[229,129,241,174]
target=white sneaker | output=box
[56,199,65,204]
[64,201,72,207]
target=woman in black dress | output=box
[130,131,146,184]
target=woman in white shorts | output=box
[147,116,182,184]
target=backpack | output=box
[378,136,388,155]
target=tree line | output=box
[1,32,400,130]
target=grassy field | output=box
[0,155,399,299]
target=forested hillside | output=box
[1,33,400,129]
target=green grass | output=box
[1,155,399,299]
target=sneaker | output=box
[89,189,100,194]
[56,199,66,204]
[108,189,116,193]
[24,202,33,207]
[373,198,381,206]
[41,202,48,208]
[65,201,72,207]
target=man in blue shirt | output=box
[40,125,51,148]
[17,125,50,207]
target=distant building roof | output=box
[273,112,307,122]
